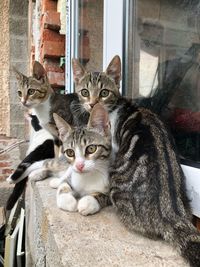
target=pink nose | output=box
[21,99,26,105]
[76,162,84,172]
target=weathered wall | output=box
[0,0,29,139]
[0,0,10,136]
[9,0,29,138]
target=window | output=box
[67,0,200,215]
[125,0,200,166]
[123,0,200,217]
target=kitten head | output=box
[72,55,121,112]
[13,61,53,108]
[53,104,111,174]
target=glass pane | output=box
[131,0,200,164]
[78,0,103,69]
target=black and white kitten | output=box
[6,115,55,210]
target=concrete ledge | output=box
[25,180,189,267]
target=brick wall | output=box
[31,0,65,91]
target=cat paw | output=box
[78,196,100,216]
[57,192,77,212]
[49,178,61,189]
[6,175,14,184]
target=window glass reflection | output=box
[135,0,200,164]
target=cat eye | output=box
[81,89,89,97]
[99,89,109,98]
[65,149,75,157]
[86,145,97,154]
[28,89,36,95]
[17,91,22,97]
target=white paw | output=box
[78,196,100,216]
[49,178,61,189]
[57,192,77,212]
[6,175,14,184]
[29,169,45,181]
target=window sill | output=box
[181,164,200,218]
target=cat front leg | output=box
[49,166,72,189]
[77,193,111,216]
[56,182,77,212]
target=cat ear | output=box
[105,55,121,87]
[33,61,46,80]
[53,113,72,142]
[72,58,86,84]
[88,103,110,135]
[13,67,24,82]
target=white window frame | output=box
[103,0,124,70]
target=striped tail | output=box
[164,219,200,267]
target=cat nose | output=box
[21,98,26,105]
[76,162,84,172]
[89,103,96,109]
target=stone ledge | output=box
[25,180,189,267]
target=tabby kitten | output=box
[72,56,200,266]
[6,62,86,209]
[17,104,111,216]
[13,61,88,128]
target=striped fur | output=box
[110,98,200,267]
[108,98,200,267]
[72,56,200,265]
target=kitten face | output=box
[16,76,50,108]
[72,55,121,112]
[53,103,111,174]
[14,61,52,108]
[63,128,111,174]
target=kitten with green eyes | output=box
[71,56,200,266]
[13,61,88,128]
[72,55,121,113]
[17,104,111,215]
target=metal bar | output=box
[65,0,79,94]
[65,0,71,93]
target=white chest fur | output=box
[70,170,109,197]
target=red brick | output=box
[43,59,64,73]
[41,41,65,59]
[41,0,57,13]
[42,11,61,31]
[0,162,11,168]
[2,169,14,175]
[41,29,65,43]
[47,71,65,87]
